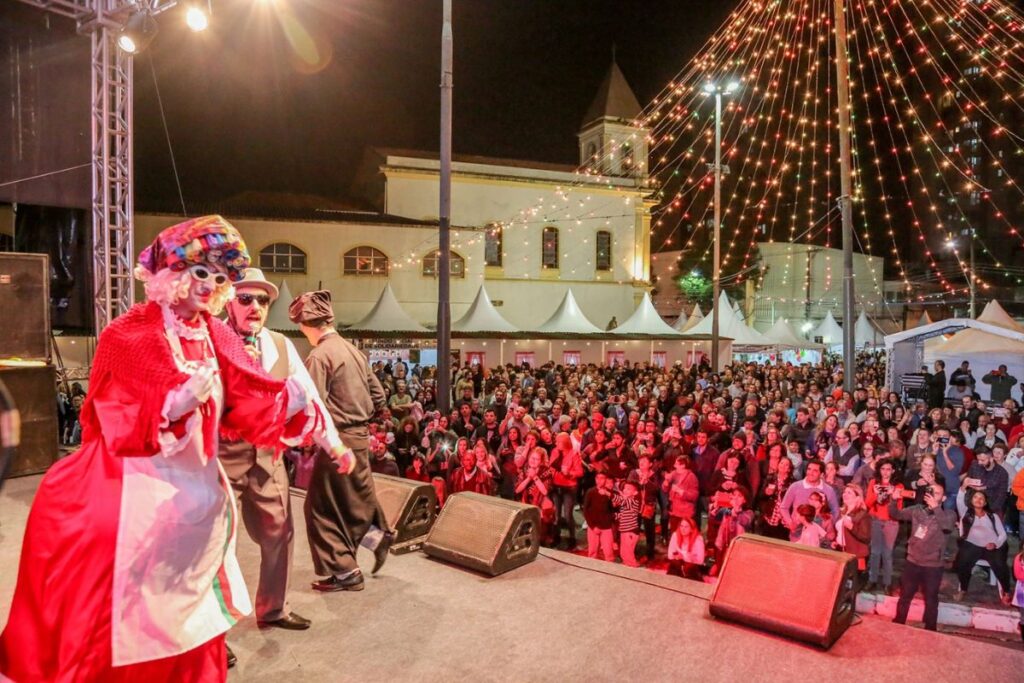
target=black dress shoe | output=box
[312,573,365,592]
[226,644,237,669]
[258,612,312,630]
[372,531,394,575]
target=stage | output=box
[1,474,1021,681]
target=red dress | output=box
[0,303,318,682]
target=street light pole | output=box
[711,90,722,372]
[437,0,453,413]
[833,0,856,393]
[968,228,976,319]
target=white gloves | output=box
[284,376,310,419]
[166,366,217,421]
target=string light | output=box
[393,0,1024,307]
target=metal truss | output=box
[90,20,134,332]
[16,1,181,331]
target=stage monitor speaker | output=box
[708,534,857,649]
[0,253,50,361]
[372,473,437,554]
[0,364,59,477]
[423,492,540,576]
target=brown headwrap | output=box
[288,290,335,326]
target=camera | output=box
[938,436,950,445]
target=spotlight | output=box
[801,322,813,333]
[117,11,158,54]
[186,6,209,32]
[702,82,716,94]
[725,81,741,94]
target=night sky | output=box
[133,0,736,210]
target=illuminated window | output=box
[596,230,612,271]
[343,246,389,275]
[542,227,559,269]
[422,250,465,278]
[259,243,306,273]
[484,223,503,267]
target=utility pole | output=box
[711,89,723,372]
[437,0,453,413]
[968,227,976,318]
[833,0,856,392]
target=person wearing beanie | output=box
[289,290,393,592]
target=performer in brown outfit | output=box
[289,290,392,591]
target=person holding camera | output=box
[965,448,1010,518]
[891,483,957,631]
[983,365,1018,404]
[865,459,905,594]
[954,489,1013,603]
[933,427,964,511]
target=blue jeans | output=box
[869,519,899,586]
[550,486,577,547]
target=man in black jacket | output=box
[926,360,946,409]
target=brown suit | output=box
[218,329,293,621]
[303,332,387,576]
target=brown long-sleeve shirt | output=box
[304,332,386,428]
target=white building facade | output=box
[135,61,655,332]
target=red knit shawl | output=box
[80,302,286,455]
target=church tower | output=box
[578,58,648,178]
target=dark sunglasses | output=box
[236,293,271,307]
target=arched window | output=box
[484,223,503,267]
[542,227,559,269]
[422,250,465,278]
[259,242,306,273]
[586,142,598,161]
[596,230,612,271]
[621,143,634,172]
[343,246,389,275]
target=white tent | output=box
[912,310,934,329]
[763,318,825,350]
[811,311,843,349]
[611,292,683,336]
[535,289,603,335]
[854,310,883,348]
[671,308,689,332]
[681,303,704,332]
[452,286,518,333]
[685,292,773,349]
[265,280,299,332]
[347,283,428,332]
[922,300,1024,401]
[887,312,1024,403]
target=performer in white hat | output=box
[219,268,347,665]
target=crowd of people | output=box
[363,354,1024,637]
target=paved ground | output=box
[3,473,1024,681]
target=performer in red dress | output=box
[0,216,353,682]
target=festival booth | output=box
[336,285,726,369]
[342,283,434,364]
[854,310,884,349]
[760,318,825,365]
[884,301,1024,403]
[920,300,1024,402]
[810,310,844,352]
[684,292,773,366]
[676,303,704,333]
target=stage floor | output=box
[1,474,1022,681]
